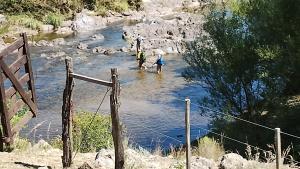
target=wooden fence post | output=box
[62,57,74,168]
[185,98,191,169]
[110,68,125,169]
[275,128,281,169]
[0,127,3,151]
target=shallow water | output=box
[19,25,209,150]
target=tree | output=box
[183,0,300,156]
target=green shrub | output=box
[193,136,225,161]
[112,0,129,12]
[73,111,113,153]
[44,13,64,29]
[11,105,29,126]
[8,15,42,30]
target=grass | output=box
[7,15,42,30]
[72,111,113,153]
[0,24,10,35]
[193,136,225,161]
[49,136,63,150]
[43,13,64,29]
[13,135,31,151]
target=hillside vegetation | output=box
[0,0,142,31]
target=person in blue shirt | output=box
[154,54,164,74]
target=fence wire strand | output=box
[173,98,300,141]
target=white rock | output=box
[32,139,52,150]
[219,153,248,169]
[92,34,104,40]
[0,14,6,24]
[166,46,178,54]
[95,149,114,169]
[72,10,106,32]
[56,27,73,35]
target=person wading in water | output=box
[154,54,164,74]
[138,49,146,69]
[136,34,143,56]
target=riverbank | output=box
[0,139,294,169]
[0,0,209,58]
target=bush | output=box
[127,0,143,10]
[193,136,225,161]
[73,111,113,153]
[44,13,64,29]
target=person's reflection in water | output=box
[155,72,163,86]
[137,69,146,82]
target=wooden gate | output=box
[0,33,37,150]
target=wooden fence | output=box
[62,57,124,168]
[0,33,37,150]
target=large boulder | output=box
[40,25,54,32]
[72,10,106,32]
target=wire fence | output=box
[121,97,300,168]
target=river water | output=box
[20,25,209,150]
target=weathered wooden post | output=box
[275,128,281,169]
[110,68,125,169]
[185,98,191,169]
[0,127,3,151]
[62,57,74,168]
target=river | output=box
[19,25,209,151]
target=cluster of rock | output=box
[120,0,207,56]
[32,38,66,47]
[0,139,292,169]
[123,12,204,55]
[39,9,143,35]
[94,148,282,169]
